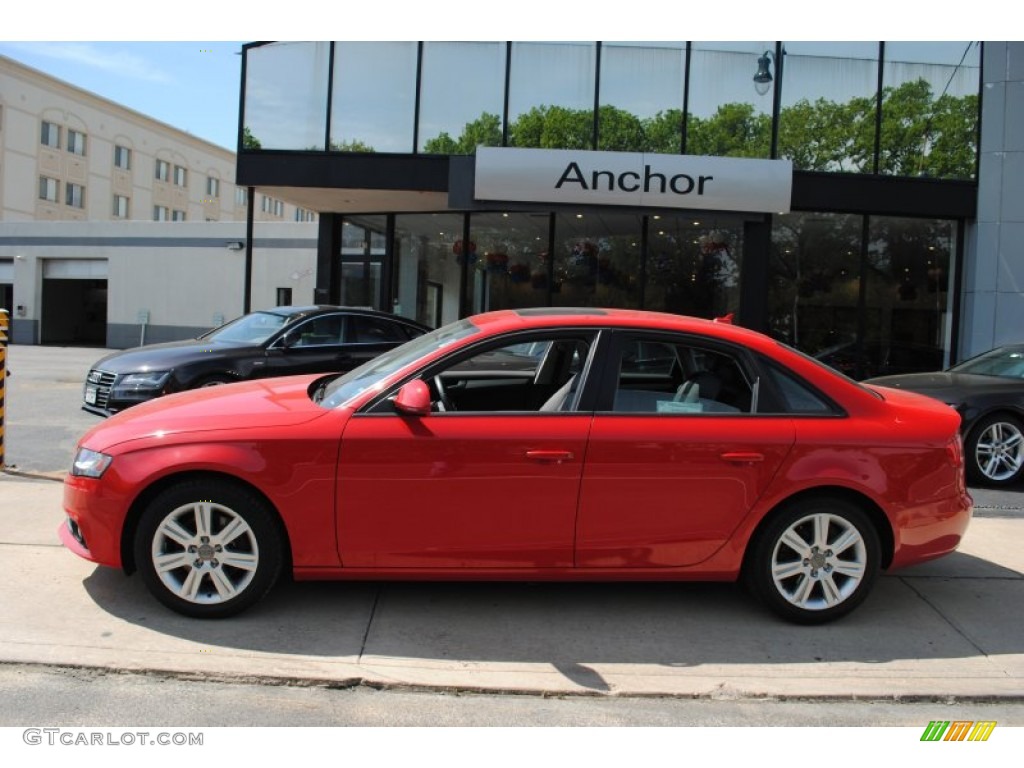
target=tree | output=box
[242,127,262,150]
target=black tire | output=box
[964,413,1024,487]
[195,374,233,388]
[133,479,283,618]
[744,497,881,624]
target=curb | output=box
[1,468,65,482]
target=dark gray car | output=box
[83,306,430,416]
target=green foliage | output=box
[329,139,376,152]
[241,127,262,150]
[416,78,977,179]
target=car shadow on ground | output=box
[80,550,1024,668]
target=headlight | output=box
[118,371,171,390]
[71,448,113,478]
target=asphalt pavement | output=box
[1,344,1022,701]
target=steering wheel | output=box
[433,375,455,412]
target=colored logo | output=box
[920,720,996,742]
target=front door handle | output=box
[720,451,764,464]
[526,449,575,463]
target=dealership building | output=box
[3,42,1023,381]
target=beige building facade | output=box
[0,54,318,346]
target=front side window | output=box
[286,315,346,347]
[67,129,87,156]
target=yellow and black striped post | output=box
[0,308,8,469]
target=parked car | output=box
[62,308,971,624]
[866,343,1024,487]
[82,306,430,416]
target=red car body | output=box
[61,309,971,623]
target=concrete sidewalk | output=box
[1,472,1022,700]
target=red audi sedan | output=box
[61,308,972,623]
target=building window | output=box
[172,209,186,221]
[274,200,284,217]
[173,165,187,187]
[38,176,59,203]
[41,121,61,148]
[206,176,220,197]
[113,194,130,218]
[155,159,170,182]
[67,129,87,156]
[276,287,293,306]
[261,195,271,213]
[65,182,85,209]
[236,188,248,206]
[114,145,131,170]
[154,205,170,221]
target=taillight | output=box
[945,434,964,468]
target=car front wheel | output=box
[746,498,880,624]
[134,480,283,618]
[965,413,1024,487]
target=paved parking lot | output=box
[1,342,1022,702]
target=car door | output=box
[574,331,796,568]
[335,330,598,569]
[260,312,355,377]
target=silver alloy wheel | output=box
[974,420,1024,482]
[150,501,259,605]
[770,512,868,612]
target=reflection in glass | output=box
[331,42,418,152]
[551,212,643,309]
[341,215,387,310]
[598,42,686,153]
[769,212,862,364]
[644,214,743,319]
[881,42,980,179]
[778,42,879,173]
[243,42,329,151]
[468,212,552,313]
[394,213,466,328]
[687,42,773,159]
[864,216,954,375]
[419,42,506,154]
[508,42,597,149]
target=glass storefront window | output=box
[331,42,418,153]
[881,42,980,179]
[551,211,643,309]
[598,42,686,153]
[393,213,466,328]
[507,42,597,149]
[644,213,743,319]
[768,212,863,366]
[864,216,954,376]
[243,42,330,151]
[779,42,879,173]
[468,212,552,313]
[340,216,387,310]
[687,42,774,159]
[419,42,506,154]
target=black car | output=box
[83,306,430,416]
[866,344,1024,487]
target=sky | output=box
[0,3,1006,153]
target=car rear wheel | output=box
[134,480,283,618]
[745,497,880,624]
[965,413,1024,487]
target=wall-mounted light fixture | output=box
[225,241,245,251]
[753,51,775,96]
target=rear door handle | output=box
[526,450,575,463]
[720,452,764,464]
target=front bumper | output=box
[62,475,126,569]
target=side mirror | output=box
[394,379,431,416]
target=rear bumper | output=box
[889,490,973,570]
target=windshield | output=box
[319,319,480,408]
[950,347,1024,378]
[202,312,291,344]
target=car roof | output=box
[259,305,430,329]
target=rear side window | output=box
[762,363,835,414]
[349,316,408,343]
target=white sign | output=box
[475,147,792,213]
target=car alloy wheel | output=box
[746,498,880,624]
[967,414,1024,487]
[135,480,283,618]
